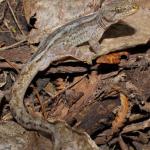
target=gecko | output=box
[10,0,139,149]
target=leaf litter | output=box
[0,0,149,149]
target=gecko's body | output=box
[10,0,138,149]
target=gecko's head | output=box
[101,0,139,22]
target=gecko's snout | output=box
[131,3,139,13]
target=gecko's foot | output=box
[89,40,101,55]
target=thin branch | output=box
[0,39,27,51]
[122,119,150,133]
[0,61,22,69]
[5,0,25,36]
[4,58,20,73]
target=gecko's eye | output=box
[132,4,139,10]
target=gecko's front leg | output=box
[89,39,101,54]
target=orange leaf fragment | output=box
[112,93,129,132]
[96,51,129,64]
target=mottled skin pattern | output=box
[10,0,138,150]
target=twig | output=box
[0,61,22,69]
[118,135,129,150]
[122,119,150,133]
[4,58,20,73]
[0,38,27,51]
[5,0,25,36]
